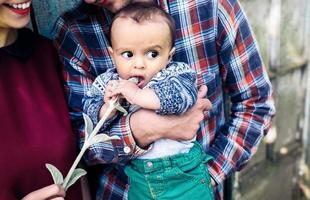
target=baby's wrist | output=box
[131,88,142,105]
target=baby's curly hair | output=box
[110,2,176,47]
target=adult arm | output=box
[206,0,276,185]
[130,86,211,147]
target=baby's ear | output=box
[108,47,114,55]
[168,47,176,61]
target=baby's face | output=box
[109,17,174,88]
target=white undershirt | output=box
[138,138,195,159]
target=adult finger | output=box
[50,197,65,200]
[22,184,65,200]
[41,184,65,198]
[197,85,208,98]
[196,98,212,111]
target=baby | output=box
[83,2,214,200]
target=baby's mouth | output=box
[130,76,145,88]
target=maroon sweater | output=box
[0,29,82,199]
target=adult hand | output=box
[130,85,211,147]
[22,184,65,200]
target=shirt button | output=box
[146,161,153,168]
[123,146,131,154]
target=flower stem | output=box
[89,98,117,139]
[62,98,117,189]
[62,145,87,188]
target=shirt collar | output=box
[1,28,35,60]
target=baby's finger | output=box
[107,80,115,87]
[105,92,113,100]
[106,82,113,91]
[108,80,118,90]
[111,89,121,96]
[105,90,115,101]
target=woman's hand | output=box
[22,184,65,200]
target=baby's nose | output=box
[134,58,146,69]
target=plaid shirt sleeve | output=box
[53,15,147,165]
[206,0,276,185]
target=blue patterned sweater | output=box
[83,61,198,126]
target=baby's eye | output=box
[146,50,159,59]
[121,51,133,59]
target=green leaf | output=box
[83,113,93,139]
[89,134,120,146]
[64,168,87,191]
[45,163,64,185]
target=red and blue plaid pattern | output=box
[54,0,275,199]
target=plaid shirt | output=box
[54,0,275,199]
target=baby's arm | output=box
[150,62,198,115]
[111,62,197,115]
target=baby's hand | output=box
[104,80,119,105]
[98,80,119,120]
[112,79,140,105]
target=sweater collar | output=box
[1,28,35,60]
